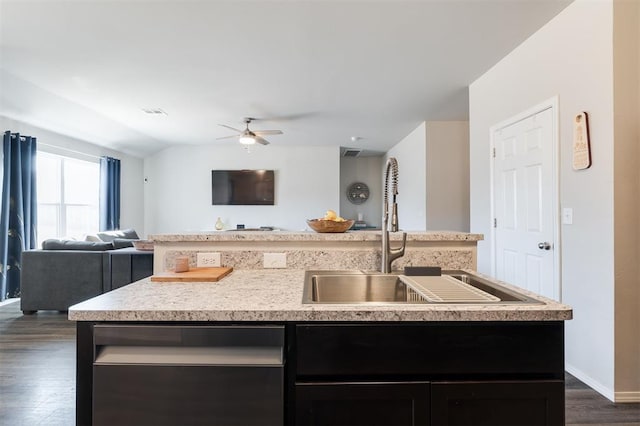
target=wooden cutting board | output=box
[150,267,233,282]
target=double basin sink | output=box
[302,270,542,305]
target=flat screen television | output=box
[211,169,275,205]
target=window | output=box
[36,151,100,245]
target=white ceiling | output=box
[0,0,572,158]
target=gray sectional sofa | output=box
[20,230,153,314]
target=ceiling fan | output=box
[217,118,283,145]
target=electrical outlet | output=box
[197,252,221,267]
[263,252,287,269]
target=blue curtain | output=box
[0,131,37,301]
[99,156,120,231]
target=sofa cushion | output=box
[97,228,139,242]
[42,239,114,251]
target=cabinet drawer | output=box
[430,380,564,426]
[295,323,563,378]
[296,382,429,426]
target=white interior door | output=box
[493,106,557,300]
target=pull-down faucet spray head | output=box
[382,157,406,273]
[384,157,400,232]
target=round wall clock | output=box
[347,182,370,205]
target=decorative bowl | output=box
[132,239,154,251]
[307,219,355,233]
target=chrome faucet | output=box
[381,157,406,273]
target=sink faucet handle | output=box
[399,231,407,253]
[390,232,407,260]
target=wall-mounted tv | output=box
[212,169,275,205]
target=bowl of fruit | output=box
[307,210,355,233]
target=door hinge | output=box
[492,147,496,158]
[493,218,497,228]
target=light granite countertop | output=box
[68,269,571,322]
[149,230,484,243]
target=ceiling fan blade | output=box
[216,135,239,140]
[253,130,283,136]
[218,124,242,132]
[255,136,271,145]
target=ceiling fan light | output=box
[239,135,256,145]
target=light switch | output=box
[562,208,573,225]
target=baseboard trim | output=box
[566,363,615,402]
[614,391,640,403]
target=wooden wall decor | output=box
[572,112,591,170]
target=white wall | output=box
[385,122,427,231]
[144,144,340,233]
[0,116,145,236]
[470,0,618,399]
[340,156,383,227]
[385,121,470,232]
[426,121,469,231]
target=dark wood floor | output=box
[1,300,639,426]
[0,300,76,425]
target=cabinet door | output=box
[296,382,429,426]
[431,380,564,426]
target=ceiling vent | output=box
[142,108,168,115]
[343,148,362,157]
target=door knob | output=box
[538,242,551,250]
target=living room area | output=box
[0,122,153,314]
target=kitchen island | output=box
[69,269,571,426]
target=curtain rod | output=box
[38,142,103,160]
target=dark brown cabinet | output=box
[291,322,565,426]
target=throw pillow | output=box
[112,238,136,249]
[96,228,139,242]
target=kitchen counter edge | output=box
[68,269,571,322]
[148,230,484,242]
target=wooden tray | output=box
[150,267,233,282]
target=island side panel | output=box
[76,322,94,426]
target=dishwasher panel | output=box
[92,325,284,426]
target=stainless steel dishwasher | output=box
[92,324,284,426]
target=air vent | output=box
[142,108,168,115]
[342,149,362,157]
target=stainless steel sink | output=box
[305,273,416,303]
[302,270,542,305]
